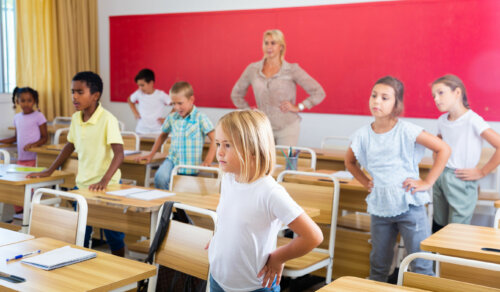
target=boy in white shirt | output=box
[127,68,171,134]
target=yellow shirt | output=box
[67,104,123,189]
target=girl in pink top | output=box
[0,87,48,167]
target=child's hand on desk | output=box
[455,168,484,181]
[23,143,35,151]
[402,178,431,194]
[362,180,374,192]
[26,170,52,179]
[89,180,108,191]
[135,154,153,163]
[258,253,284,288]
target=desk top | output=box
[8,124,68,134]
[0,228,34,247]
[420,223,500,263]
[317,276,430,291]
[0,237,156,292]
[30,144,167,165]
[71,184,320,218]
[0,164,73,186]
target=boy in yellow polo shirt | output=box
[29,71,126,256]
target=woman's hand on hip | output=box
[280,101,299,113]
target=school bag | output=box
[137,201,207,292]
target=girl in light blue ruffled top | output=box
[345,76,451,282]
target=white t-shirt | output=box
[130,89,171,134]
[437,110,490,169]
[208,173,303,292]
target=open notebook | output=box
[106,188,175,201]
[21,246,96,270]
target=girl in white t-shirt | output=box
[431,74,500,232]
[208,110,323,292]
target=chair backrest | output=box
[53,116,72,124]
[0,149,10,164]
[29,188,88,246]
[398,252,500,291]
[169,164,222,194]
[277,170,340,259]
[154,203,217,280]
[54,127,70,144]
[121,131,140,151]
[276,145,317,170]
[321,136,350,150]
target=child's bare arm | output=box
[24,123,48,150]
[89,143,124,191]
[202,130,216,166]
[403,131,450,193]
[257,213,323,288]
[127,97,141,119]
[345,147,373,191]
[455,129,500,180]
[0,132,16,144]
[136,132,169,163]
[27,142,75,178]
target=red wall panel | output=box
[110,0,500,120]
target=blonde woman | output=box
[208,110,323,291]
[231,29,325,146]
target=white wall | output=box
[97,0,500,148]
[0,93,15,138]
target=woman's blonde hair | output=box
[217,110,275,183]
[262,29,286,62]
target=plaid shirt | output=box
[161,106,214,174]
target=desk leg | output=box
[145,165,152,187]
[147,210,159,291]
[22,179,64,233]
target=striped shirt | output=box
[161,106,214,174]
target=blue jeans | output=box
[210,274,280,292]
[155,158,175,190]
[369,205,434,282]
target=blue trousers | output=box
[154,158,175,190]
[210,274,280,292]
[369,205,434,282]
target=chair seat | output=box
[277,237,329,270]
[129,239,150,254]
[337,213,371,232]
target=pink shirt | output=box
[231,60,325,131]
[14,111,47,161]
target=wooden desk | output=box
[317,276,430,291]
[30,144,167,187]
[138,133,159,151]
[71,184,319,241]
[8,124,70,145]
[421,223,500,288]
[0,237,156,291]
[0,228,33,247]
[0,164,74,232]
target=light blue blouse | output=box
[350,120,430,217]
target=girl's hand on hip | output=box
[279,101,299,113]
[257,253,283,288]
[402,178,431,194]
[455,168,484,181]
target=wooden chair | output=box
[53,127,70,144]
[0,149,10,164]
[276,170,340,284]
[28,188,88,246]
[276,145,317,170]
[148,202,217,291]
[321,136,350,150]
[397,252,500,291]
[118,120,125,131]
[494,200,500,229]
[169,164,222,195]
[121,131,140,151]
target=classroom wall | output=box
[97,0,500,148]
[0,93,15,138]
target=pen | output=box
[481,247,500,253]
[6,249,41,262]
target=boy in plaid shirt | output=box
[138,81,216,190]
